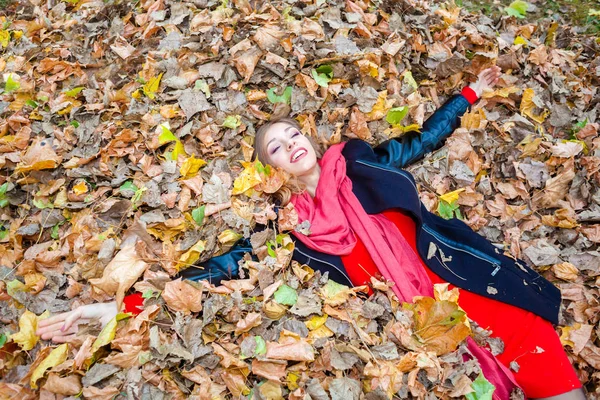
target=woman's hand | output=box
[469,66,502,97]
[36,301,118,343]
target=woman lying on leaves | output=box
[37,66,584,400]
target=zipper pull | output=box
[491,264,501,276]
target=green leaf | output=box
[25,99,38,108]
[50,224,61,240]
[192,205,206,226]
[119,181,138,193]
[386,106,409,125]
[266,241,277,258]
[70,120,80,128]
[311,65,333,87]
[194,79,211,98]
[266,86,292,104]
[504,0,529,18]
[0,199,8,208]
[0,226,7,241]
[466,373,495,400]
[437,200,459,220]
[273,284,298,306]
[131,186,147,207]
[4,73,20,94]
[64,86,84,97]
[0,182,8,196]
[158,124,177,144]
[254,336,266,356]
[322,280,349,299]
[223,115,241,129]
[403,71,418,90]
[142,289,156,299]
[32,198,53,209]
[0,333,6,348]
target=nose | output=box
[287,138,296,151]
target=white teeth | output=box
[292,149,306,161]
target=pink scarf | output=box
[290,142,520,399]
[290,142,433,302]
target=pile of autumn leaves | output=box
[6,249,494,399]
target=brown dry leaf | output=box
[43,373,82,396]
[161,278,203,314]
[348,107,372,140]
[580,225,600,243]
[402,296,471,355]
[15,138,62,173]
[531,159,575,209]
[552,262,580,282]
[81,386,121,400]
[266,339,315,361]
[251,359,288,381]
[234,312,262,335]
[89,242,149,309]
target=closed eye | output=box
[270,146,280,155]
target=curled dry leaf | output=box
[162,278,203,314]
[89,242,149,309]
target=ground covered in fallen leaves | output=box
[0,0,599,398]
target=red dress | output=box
[340,209,582,398]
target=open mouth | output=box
[290,148,307,163]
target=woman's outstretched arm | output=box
[35,238,253,343]
[36,301,119,343]
[374,66,501,169]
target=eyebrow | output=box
[266,126,296,148]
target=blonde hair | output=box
[253,117,322,206]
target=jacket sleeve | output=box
[177,238,253,284]
[373,93,471,169]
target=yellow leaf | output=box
[10,310,49,351]
[365,90,395,122]
[520,88,549,124]
[307,324,334,340]
[460,108,487,130]
[356,59,379,78]
[286,372,300,391]
[439,188,465,204]
[91,313,130,354]
[177,239,206,270]
[172,140,188,160]
[30,344,69,389]
[482,86,519,99]
[131,89,142,99]
[12,30,23,40]
[232,161,262,195]
[590,8,600,16]
[142,73,163,100]
[514,36,528,46]
[179,155,206,179]
[305,314,328,330]
[0,30,9,48]
[72,181,88,195]
[218,229,243,246]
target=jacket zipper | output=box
[295,247,354,286]
[422,224,502,276]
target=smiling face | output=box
[261,122,319,177]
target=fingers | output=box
[51,333,79,344]
[37,311,72,329]
[38,320,85,342]
[62,307,84,332]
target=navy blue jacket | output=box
[180,93,562,325]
